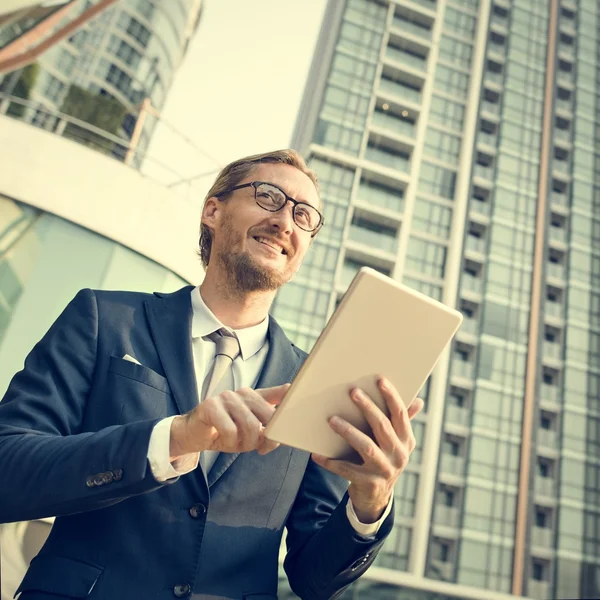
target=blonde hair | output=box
[199,149,320,268]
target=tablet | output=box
[264,267,463,460]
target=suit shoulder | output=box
[88,286,193,310]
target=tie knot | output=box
[207,328,240,361]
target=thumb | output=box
[408,397,425,420]
[256,383,291,406]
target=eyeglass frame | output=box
[215,181,324,234]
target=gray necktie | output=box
[200,328,241,473]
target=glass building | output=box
[0,0,203,163]
[273,0,600,598]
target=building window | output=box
[42,74,66,103]
[419,162,457,200]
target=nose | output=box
[267,201,294,234]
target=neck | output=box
[200,268,276,329]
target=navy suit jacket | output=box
[0,286,393,600]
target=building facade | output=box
[0,0,202,164]
[273,0,600,599]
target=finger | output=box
[378,378,411,443]
[351,388,397,453]
[237,388,278,425]
[256,430,280,455]
[311,453,362,482]
[255,383,291,406]
[206,399,238,450]
[226,399,262,452]
[408,397,425,420]
[328,415,387,466]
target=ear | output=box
[201,196,220,230]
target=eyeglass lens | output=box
[254,183,320,231]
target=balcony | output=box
[474,164,494,181]
[371,111,415,139]
[440,454,465,476]
[557,70,574,85]
[554,127,571,141]
[540,383,559,404]
[531,526,553,548]
[485,70,504,86]
[490,13,508,29]
[348,224,398,254]
[462,274,482,294]
[378,77,422,105]
[528,580,551,600]
[471,198,491,216]
[553,160,570,175]
[481,100,500,116]
[435,505,460,528]
[391,15,432,40]
[460,318,477,336]
[558,44,575,59]
[535,476,555,498]
[549,227,567,245]
[478,131,497,148]
[446,404,470,427]
[538,428,558,449]
[466,235,486,254]
[365,146,410,173]
[547,262,565,280]
[545,301,563,320]
[550,192,568,207]
[385,46,428,72]
[543,341,561,360]
[555,99,572,113]
[452,360,474,380]
[430,559,454,581]
[357,183,404,214]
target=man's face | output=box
[203,163,321,292]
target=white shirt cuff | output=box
[148,416,200,482]
[346,496,393,537]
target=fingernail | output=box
[330,415,342,426]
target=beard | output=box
[215,215,290,293]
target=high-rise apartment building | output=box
[0,0,202,163]
[273,0,600,599]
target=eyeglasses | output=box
[216,181,324,234]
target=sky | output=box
[145,0,327,200]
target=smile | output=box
[253,236,287,255]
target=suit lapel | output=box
[145,286,199,417]
[207,316,306,487]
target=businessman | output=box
[0,149,423,599]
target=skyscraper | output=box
[273,0,600,598]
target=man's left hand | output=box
[312,377,424,524]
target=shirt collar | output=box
[190,286,269,361]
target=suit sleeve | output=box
[284,457,394,600]
[0,289,167,524]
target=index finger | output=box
[255,383,291,406]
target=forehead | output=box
[244,163,320,209]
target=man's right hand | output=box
[169,384,289,461]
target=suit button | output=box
[113,469,123,481]
[173,583,191,597]
[85,476,95,488]
[102,472,114,484]
[189,503,206,519]
[93,474,104,486]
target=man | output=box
[0,150,423,599]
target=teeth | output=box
[255,237,284,254]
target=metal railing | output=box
[491,13,508,28]
[452,360,474,380]
[348,224,398,254]
[378,77,422,104]
[547,262,565,280]
[531,526,553,548]
[481,100,500,115]
[440,454,465,476]
[460,318,477,336]
[391,16,432,40]
[357,184,404,213]
[486,70,504,86]
[553,160,570,174]
[550,192,568,206]
[543,341,561,360]
[540,383,559,403]
[435,504,460,528]
[466,235,486,254]
[478,131,497,147]
[535,476,555,497]
[462,274,482,293]
[471,198,491,215]
[446,404,470,426]
[385,45,428,71]
[0,92,221,198]
[549,227,567,243]
[474,164,494,180]
[371,110,415,138]
[528,580,551,600]
[538,428,558,449]
[365,146,410,172]
[545,301,563,319]
[554,126,571,139]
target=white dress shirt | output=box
[147,287,391,536]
